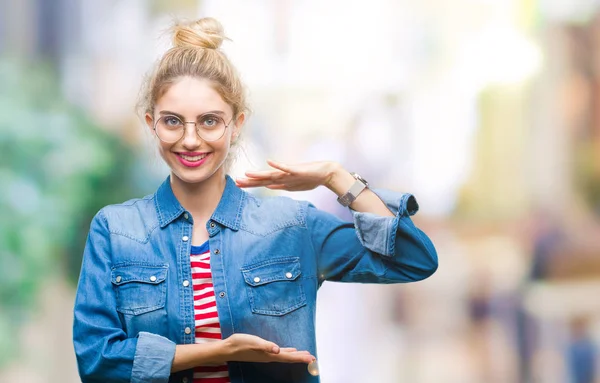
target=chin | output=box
[172,170,210,185]
[170,165,223,185]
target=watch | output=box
[337,172,369,207]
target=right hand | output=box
[224,333,315,364]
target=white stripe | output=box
[190,258,210,264]
[196,326,221,334]
[190,268,210,273]
[196,318,219,328]
[190,258,211,265]
[192,280,213,286]
[196,306,217,315]
[190,253,211,260]
[193,286,214,296]
[192,277,212,282]
[195,296,216,307]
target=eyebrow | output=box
[158,110,226,119]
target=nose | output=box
[181,123,202,150]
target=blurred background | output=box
[1,0,600,382]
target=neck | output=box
[170,170,227,220]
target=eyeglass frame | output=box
[152,112,236,143]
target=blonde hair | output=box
[138,17,247,118]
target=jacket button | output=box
[115,276,122,283]
[214,249,220,255]
[286,272,293,279]
[184,213,189,220]
[184,327,192,334]
[150,276,157,282]
[183,280,190,287]
[210,222,216,228]
[253,277,261,283]
[182,377,189,383]
[182,236,189,242]
[219,292,226,298]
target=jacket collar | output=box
[154,175,244,230]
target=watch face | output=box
[351,172,368,186]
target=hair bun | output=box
[172,17,227,50]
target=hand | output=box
[224,333,315,364]
[236,160,341,192]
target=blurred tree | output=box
[0,59,148,367]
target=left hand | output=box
[235,160,339,191]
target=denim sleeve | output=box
[308,189,438,283]
[73,210,176,383]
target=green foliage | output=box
[0,59,148,366]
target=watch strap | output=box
[337,177,368,207]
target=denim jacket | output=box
[73,175,438,383]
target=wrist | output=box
[207,339,231,364]
[324,163,355,197]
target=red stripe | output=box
[196,322,220,328]
[196,331,222,339]
[193,283,214,291]
[195,301,217,311]
[191,260,210,267]
[195,311,219,320]
[192,377,230,383]
[192,272,213,279]
[196,365,229,373]
[194,291,215,301]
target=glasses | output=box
[153,114,234,143]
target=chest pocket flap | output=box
[111,264,168,315]
[242,258,301,286]
[241,257,305,316]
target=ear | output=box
[232,112,246,140]
[145,113,154,133]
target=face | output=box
[146,77,244,186]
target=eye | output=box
[163,116,182,127]
[200,115,222,129]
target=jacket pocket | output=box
[241,257,306,316]
[111,264,168,315]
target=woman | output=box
[72,17,438,383]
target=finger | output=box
[263,341,280,354]
[240,174,289,185]
[274,351,316,364]
[236,178,285,188]
[265,184,287,190]
[266,183,314,192]
[236,177,277,186]
[266,159,296,174]
[244,169,286,178]
[279,347,297,352]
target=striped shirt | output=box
[190,242,230,383]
